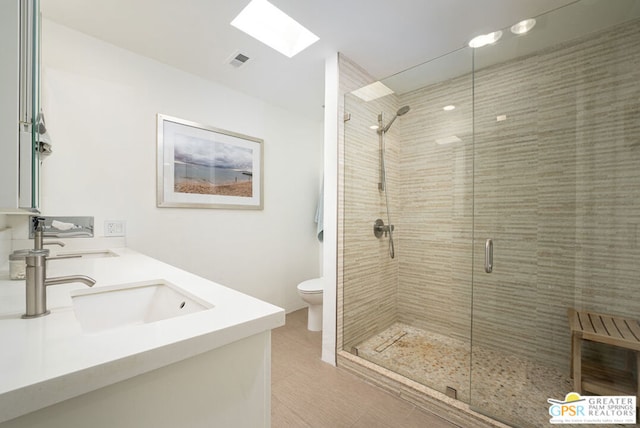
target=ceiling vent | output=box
[226,51,250,68]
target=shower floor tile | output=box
[355,323,581,428]
[356,324,472,402]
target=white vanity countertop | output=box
[0,248,285,423]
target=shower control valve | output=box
[373,219,394,238]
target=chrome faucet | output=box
[22,219,96,319]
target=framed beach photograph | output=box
[156,114,263,209]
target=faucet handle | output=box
[31,217,47,250]
[32,216,46,231]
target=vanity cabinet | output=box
[0,247,283,427]
[0,332,272,428]
[0,0,40,213]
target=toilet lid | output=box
[297,278,324,293]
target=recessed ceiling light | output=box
[369,125,380,130]
[443,105,456,111]
[468,30,503,48]
[351,81,394,102]
[231,0,319,58]
[511,18,536,35]
[485,31,503,44]
[468,35,486,48]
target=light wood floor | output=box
[271,309,459,427]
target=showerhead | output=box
[379,105,411,133]
[397,105,410,116]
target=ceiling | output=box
[41,0,578,120]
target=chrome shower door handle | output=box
[485,239,493,273]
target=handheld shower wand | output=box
[378,106,411,191]
[378,105,411,134]
[376,106,411,259]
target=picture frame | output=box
[156,114,263,210]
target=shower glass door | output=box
[342,2,640,426]
[342,48,475,403]
[470,2,640,426]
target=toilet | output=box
[297,278,324,331]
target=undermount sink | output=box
[55,249,119,259]
[70,280,213,333]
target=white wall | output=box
[34,20,323,312]
[321,55,338,365]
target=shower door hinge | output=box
[343,113,351,122]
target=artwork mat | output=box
[156,114,263,209]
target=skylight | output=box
[231,0,319,58]
[351,81,395,102]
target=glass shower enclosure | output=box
[341,1,640,426]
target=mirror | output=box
[0,0,40,213]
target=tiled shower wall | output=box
[341,18,640,371]
[340,62,401,352]
[396,59,474,342]
[396,18,640,369]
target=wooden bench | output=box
[568,308,640,400]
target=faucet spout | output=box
[45,275,96,287]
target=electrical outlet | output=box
[104,220,126,237]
